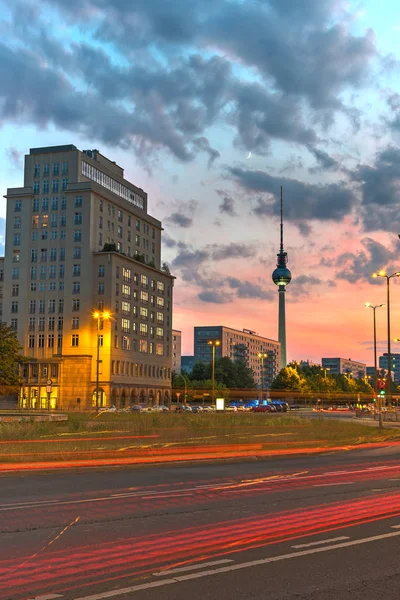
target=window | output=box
[74,212,82,225]
[32,231,38,241]
[58,333,63,348]
[98,282,104,294]
[51,214,58,227]
[156,343,164,356]
[74,230,81,242]
[135,219,140,232]
[11,301,18,313]
[157,281,165,292]
[114,336,119,349]
[72,299,80,311]
[122,318,130,332]
[41,230,48,241]
[34,164,40,177]
[49,265,56,279]
[73,264,81,277]
[14,217,21,229]
[99,232,103,247]
[141,274,148,287]
[29,317,35,331]
[60,214,66,226]
[115,283,119,296]
[58,316,63,330]
[51,197,58,210]
[127,231,131,242]
[51,231,58,240]
[116,266,120,279]
[121,301,130,315]
[38,317,45,331]
[48,316,55,330]
[43,163,49,176]
[72,282,80,294]
[135,234,140,246]
[122,284,131,298]
[73,247,81,259]
[99,216,103,229]
[14,200,22,212]
[33,198,39,212]
[58,299,64,313]
[157,296,164,307]
[71,334,79,347]
[12,268,19,280]
[30,300,36,314]
[10,319,18,331]
[53,162,59,176]
[156,327,164,338]
[122,336,130,350]
[12,284,19,297]
[117,226,123,238]
[75,195,82,207]
[50,248,57,261]
[59,265,65,279]
[140,340,148,353]
[140,323,148,336]
[13,234,20,246]
[13,250,20,262]
[98,265,105,277]
[49,281,56,291]
[40,248,47,262]
[38,334,45,348]
[118,210,123,222]
[43,180,49,194]
[52,180,59,193]
[61,196,67,210]
[33,181,40,194]
[72,317,79,330]
[39,282,46,291]
[41,214,48,228]
[29,335,35,348]
[141,291,149,303]
[99,200,103,212]
[62,161,68,175]
[48,299,56,313]
[157,311,164,322]
[48,334,54,348]
[140,307,148,318]
[62,178,68,191]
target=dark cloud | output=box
[218,193,238,217]
[167,213,193,228]
[308,148,340,173]
[198,290,232,304]
[328,237,400,284]
[210,243,256,261]
[0,0,377,162]
[162,232,177,248]
[297,222,313,237]
[226,277,274,301]
[6,147,23,170]
[171,245,209,269]
[228,167,356,222]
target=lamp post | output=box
[93,310,110,412]
[258,352,268,403]
[321,367,330,379]
[181,372,189,405]
[365,302,385,428]
[371,270,400,402]
[208,340,221,406]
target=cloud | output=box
[165,199,197,228]
[218,193,238,217]
[226,276,274,300]
[308,148,340,173]
[210,243,256,261]
[162,232,177,248]
[167,213,193,228]
[6,147,23,170]
[198,290,232,304]
[228,167,356,222]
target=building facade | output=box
[1,145,174,410]
[194,326,280,388]
[321,357,366,380]
[172,330,182,374]
[181,356,195,373]
[379,354,400,383]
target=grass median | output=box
[0,412,399,467]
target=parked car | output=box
[226,405,238,412]
[191,405,204,413]
[251,405,273,412]
[175,405,192,413]
[152,405,169,412]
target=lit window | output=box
[140,339,148,353]
[71,334,79,347]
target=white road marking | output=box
[291,536,349,549]
[313,482,355,487]
[153,559,233,576]
[26,594,63,600]
[391,524,400,529]
[389,478,400,481]
[72,530,400,600]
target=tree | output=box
[231,359,257,388]
[190,362,211,381]
[0,323,25,394]
[271,366,309,392]
[189,357,256,389]
[162,262,171,275]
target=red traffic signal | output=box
[378,378,386,390]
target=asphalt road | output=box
[1,446,400,600]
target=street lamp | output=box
[258,352,269,403]
[321,367,330,379]
[365,302,385,428]
[93,310,111,411]
[371,270,400,400]
[208,340,221,405]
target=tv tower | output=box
[272,186,292,369]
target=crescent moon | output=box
[246,151,252,159]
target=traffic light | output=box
[379,390,386,396]
[378,379,386,390]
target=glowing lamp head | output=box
[365,302,371,307]
[103,311,111,320]
[93,311,100,319]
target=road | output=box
[1,446,400,600]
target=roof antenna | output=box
[280,185,284,252]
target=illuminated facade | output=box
[1,145,174,410]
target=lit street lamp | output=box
[258,352,269,403]
[365,302,385,428]
[93,310,110,412]
[208,340,221,406]
[371,270,400,401]
[321,367,330,379]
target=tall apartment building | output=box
[321,357,366,380]
[194,326,280,388]
[379,354,400,382]
[172,330,182,374]
[1,145,174,410]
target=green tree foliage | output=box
[271,366,309,391]
[0,323,25,394]
[188,357,256,389]
[272,363,374,394]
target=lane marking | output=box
[72,530,400,600]
[391,525,400,529]
[291,536,349,549]
[389,479,400,481]
[26,595,63,600]
[313,482,355,487]
[153,559,233,576]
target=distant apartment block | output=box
[321,357,366,380]
[172,329,181,373]
[181,355,195,373]
[379,354,400,382]
[194,326,280,388]
[1,145,174,410]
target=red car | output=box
[251,405,273,412]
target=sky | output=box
[1,0,400,364]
